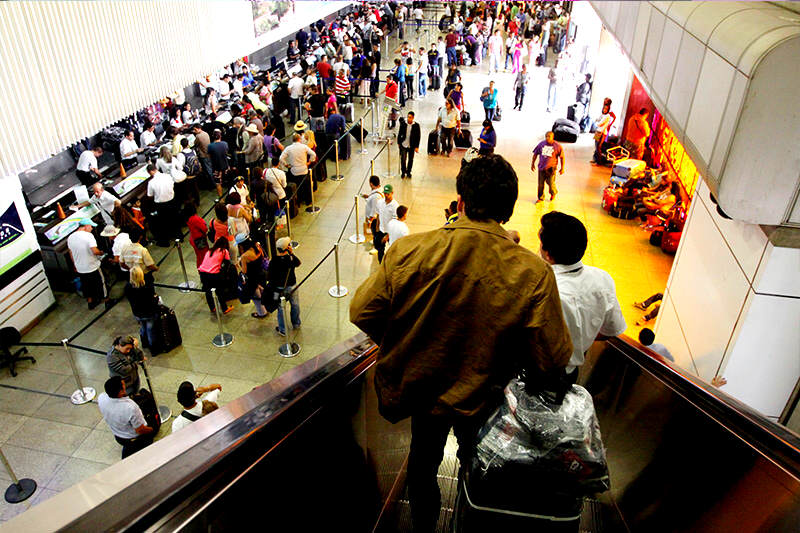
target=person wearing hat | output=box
[67,218,109,309]
[279,133,317,206]
[102,224,129,272]
[293,120,308,136]
[229,175,251,207]
[268,237,302,336]
[243,123,264,179]
[373,184,399,263]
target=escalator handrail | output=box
[608,335,800,480]
[2,333,377,533]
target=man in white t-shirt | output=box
[362,175,383,242]
[172,381,223,433]
[538,211,627,383]
[98,376,154,459]
[374,184,398,263]
[77,183,118,225]
[413,7,424,31]
[146,164,177,246]
[67,218,107,309]
[140,123,157,148]
[119,130,142,170]
[287,72,305,124]
[386,205,409,249]
[76,146,104,186]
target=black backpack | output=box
[183,150,201,176]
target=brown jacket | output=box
[194,131,211,158]
[350,217,572,422]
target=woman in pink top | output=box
[198,238,233,313]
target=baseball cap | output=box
[79,218,97,227]
[383,184,393,194]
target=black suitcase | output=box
[130,388,162,433]
[567,103,578,121]
[553,126,578,143]
[438,15,452,31]
[492,105,502,122]
[427,130,440,154]
[454,129,473,148]
[152,304,182,354]
[552,118,580,131]
[461,110,470,124]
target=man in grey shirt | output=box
[106,335,144,394]
[97,376,154,458]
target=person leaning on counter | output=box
[75,182,119,226]
[120,130,143,171]
[76,146,104,187]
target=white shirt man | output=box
[119,134,140,166]
[288,74,305,100]
[438,105,459,128]
[333,58,349,77]
[279,135,317,176]
[67,225,102,274]
[378,196,399,234]
[98,391,148,440]
[140,128,156,148]
[112,232,132,271]
[386,207,409,248]
[263,167,288,200]
[89,185,119,225]
[77,149,100,175]
[538,212,626,378]
[147,170,175,203]
[413,7,424,22]
[171,387,221,434]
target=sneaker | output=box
[536,197,544,203]
[292,324,301,330]
[550,192,557,201]
[633,301,648,310]
[223,306,234,314]
[275,327,286,337]
[369,248,378,255]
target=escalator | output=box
[7,334,800,532]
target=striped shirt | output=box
[334,75,351,96]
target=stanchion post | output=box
[305,168,321,213]
[175,239,196,293]
[370,99,378,141]
[349,194,365,244]
[210,289,233,347]
[359,117,368,154]
[0,447,36,503]
[328,243,348,297]
[285,198,299,249]
[139,358,171,423]
[370,158,375,178]
[384,137,396,179]
[277,295,301,357]
[331,140,344,181]
[61,339,95,405]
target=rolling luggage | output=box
[567,103,579,121]
[661,231,681,254]
[612,158,646,179]
[427,130,440,155]
[601,186,619,213]
[492,105,502,122]
[649,229,664,246]
[343,102,355,123]
[439,15,452,31]
[130,388,161,433]
[454,129,473,148]
[152,304,182,354]
[461,110,470,124]
[553,125,579,143]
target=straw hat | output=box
[245,124,259,134]
[100,225,120,237]
[293,121,307,132]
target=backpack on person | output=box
[183,150,202,177]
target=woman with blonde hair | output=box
[124,266,159,351]
[304,129,327,182]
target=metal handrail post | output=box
[210,289,233,347]
[328,243,348,298]
[305,168,321,213]
[331,140,344,181]
[359,116,368,154]
[175,239,196,292]
[139,358,171,423]
[384,137,396,179]
[277,295,301,357]
[0,447,36,503]
[349,195,365,244]
[285,197,299,249]
[61,339,95,405]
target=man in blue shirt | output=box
[480,81,498,121]
[392,58,407,107]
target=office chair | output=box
[0,327,36,377]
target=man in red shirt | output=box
[316,54,333,91]
[445,28,459,66]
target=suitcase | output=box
[152,304,182,354]
[454,129,473,148]
[492,105,502,122]
[661,231,681,254]
[553,118,579,131]
[130,388,162,433]
[349,124,369,143]
[553,125,578,143]
[609,174,629,187]
[649,230,664,246]
[427,130,440,155]
[439,15,452,31]
[343,102,355,123]
[461,110,470,124]
[612,158,646,179]
[567,103,578,121]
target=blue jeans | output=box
[276,285,300,333]
[136,316,155,349]
[418,74,427,97]
[547,82,557,111]
[446,46,457,66]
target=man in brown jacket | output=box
[350,154,572,532]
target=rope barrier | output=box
[66,344,106,356]
[289,245,336,297]
[153,282,205,293]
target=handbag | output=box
[237,272,251,304]
[193,232,209,250]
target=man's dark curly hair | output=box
[455,154,518,223]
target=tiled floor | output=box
[0,29,673,523]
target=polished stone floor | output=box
[0,29,673,523]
